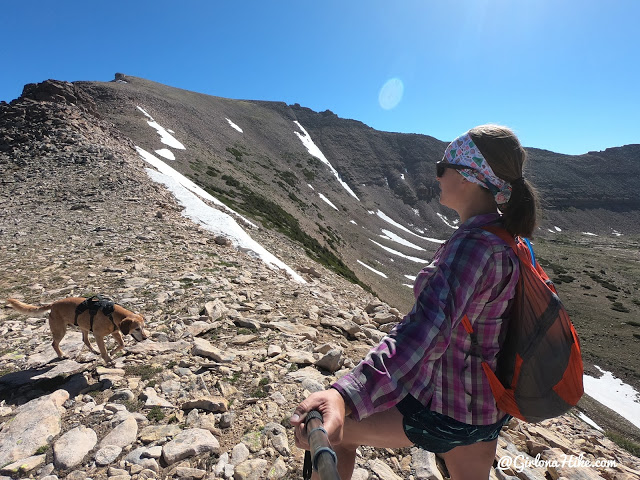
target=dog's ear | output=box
[120,318,134,335]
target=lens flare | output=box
[378,78,404,110]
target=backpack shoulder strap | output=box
[480,225,538,268]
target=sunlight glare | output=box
[378,78,404,110]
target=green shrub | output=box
[226,146,244,161]
[606,431,640,456]
[147,406,165,422]
[611,302,630,313]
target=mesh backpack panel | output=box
[462,226,584,422]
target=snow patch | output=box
[226,118,243,133]
[136,146,257,229]
[577,412,603,432]
[155,149,175,161]
[137,106,154,120]
[377,210,444,244]
[294,121,360,200]
[137,105,185,149]
[357,260,387,278]
[137,147,304,283]
[583,366,640,430]
[370,239,429,263]
[380,229,425,251]
[318,193,339,211]
[437,213,459,229]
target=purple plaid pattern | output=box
[333,213,519,425]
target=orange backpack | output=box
[462,226,584,422]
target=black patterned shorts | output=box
[397,395,511,454]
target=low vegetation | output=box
[199,176,372,292]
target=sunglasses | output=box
[435,161,473,178]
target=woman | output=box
[290,124,539,480]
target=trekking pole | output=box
[302,410,341,480]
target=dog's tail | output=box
[6,298,54,314]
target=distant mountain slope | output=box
[6,74,639,312]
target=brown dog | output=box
[6,297,148,364]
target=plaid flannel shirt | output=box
[332,213,519,425]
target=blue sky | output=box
[2,0,638,155]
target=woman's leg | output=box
[323,406,413,480]
[439,438,498,480]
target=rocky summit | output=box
[0,77,639,480]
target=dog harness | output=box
[74,295,117,332]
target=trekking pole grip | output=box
[303,410,340,480]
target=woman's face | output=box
[437,167,467,211]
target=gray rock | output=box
[263,422,290,456]
[267,456,288,479]
[0,453,46,476]
[267,344,282,357]
[124,276,149,288]
[368,459,403,480]
[241,430,263,453]
[142,445,163,459]
[65,470,88,480]
[108,467,129,476]
[182,395,229,413]
[372,312,397,325]
[220,411,235,429]
[233,317,262,330]
[214,452,230,477]
[192,337,236,362]
[268,321,318,340]
[286,366,327,385]
[352,468,370,480]
[287,349,316,365]
[315,348,344,372]
[162,428,220,465]
[234,459,269,480]
[0,389,68,466]
[138,424,182,443]
[185,320,219,337]
[99,415,138,448]
[94,445,122,466]
[124,447,160,471]
[411,447,444,480]
[126,340,191,355]
[176,466,207,479]
[231,442,251,466]
[108,389,135,402]
[53,425,97,469]
[320,317,361,336]
[205,299,227,321]
[140,387,175,408]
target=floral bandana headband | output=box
[442,132,512,205]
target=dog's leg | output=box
[49,312,67,359]
[94,335,113,365]
[82,330,99,355]
[110,331,125,357]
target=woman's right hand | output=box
[290,388,348,449]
